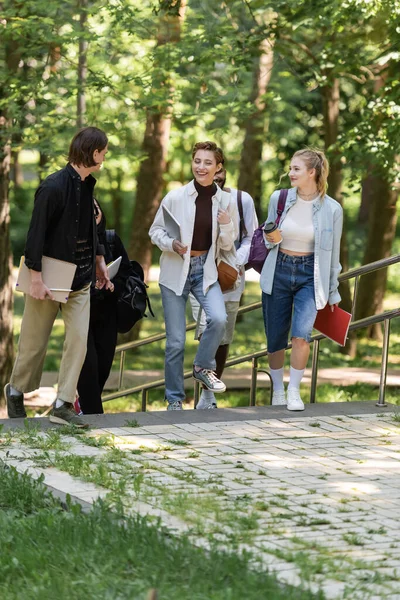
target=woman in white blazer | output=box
[149,141,238,410]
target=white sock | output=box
[288,366,305,390]
[202,389,215,401]
[270,367,285,392]
[10,385,22,395]
[55,399,65,408]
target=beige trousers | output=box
[11,285,90,404]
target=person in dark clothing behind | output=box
[76,200,131,414]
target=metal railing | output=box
[102,254,400,410]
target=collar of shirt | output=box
[66,163,97,191]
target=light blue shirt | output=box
[260,187,343,310]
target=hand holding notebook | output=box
[313,304,351,346]
[107,256,122,280]
[16,256,77,304]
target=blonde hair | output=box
[292,148,329,198]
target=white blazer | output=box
[149,180,238,296]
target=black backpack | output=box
[106,231,154,333]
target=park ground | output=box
[2,401,400,599]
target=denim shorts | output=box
[262,252,317,353]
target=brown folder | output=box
[16,256,77,304]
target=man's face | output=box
[214,168,226,189]
[92,145,108,171]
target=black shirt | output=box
[24,163,105,285]
[71,178,94,290]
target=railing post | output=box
[194,380,200,408]
[141,389,148,412]
[310,339,320,404]
[250,357,258,406]
[118,351,126,390]
[377,319,390,407]
[351,276,359,318]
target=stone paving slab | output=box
[1,400,398,432]
[2,404,400,599]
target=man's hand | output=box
[330,303,339,312]
[29,271,55,301]
[95,255,112,290]
[172,240,188,256]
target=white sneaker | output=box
[287,389,305,411]
[196,392,217,410]
[271,389,287,406]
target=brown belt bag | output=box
[217,260,239,292]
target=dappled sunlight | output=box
[328,481,382,496]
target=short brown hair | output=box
[192,141,224,165]
[68,127,108,167]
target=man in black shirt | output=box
[5,127,112,427]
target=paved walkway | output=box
[1,402,400,600]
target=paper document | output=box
[162,205,181,241]
[16,256,77,304]
[107,256,122,280]
[313,304,352,346]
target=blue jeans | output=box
[262,252,317,353]
[160,254,227,403]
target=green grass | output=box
[0,464,323,600]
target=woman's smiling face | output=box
[289,156,316,189]
[192,150,222,186]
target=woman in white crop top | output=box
[261,149,343,412]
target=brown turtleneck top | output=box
[191,180,216,251]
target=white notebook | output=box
[162,204,181,242]
[16,256,77,304]
[107,256,122,280]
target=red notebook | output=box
[313,305,352,346]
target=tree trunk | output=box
[77,0,88,128]
[126,0,187,343]
[0,136,14,403]
[355,173,398,338]
[11,149,24,187]
[0,32,21,405]
[358,64,388,226]
[129,111,172,273]
[129,0,187,278]
[358,171,374,225]
[322,76,356,357]
[237,39,274,218]
[111,170,123,233]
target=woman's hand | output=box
[217,209,230,225]
[264,229,282,244]
[172,240,188,256]
[96,255,112,290]
[330,303,339,312]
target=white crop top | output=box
[280,195,317,253]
